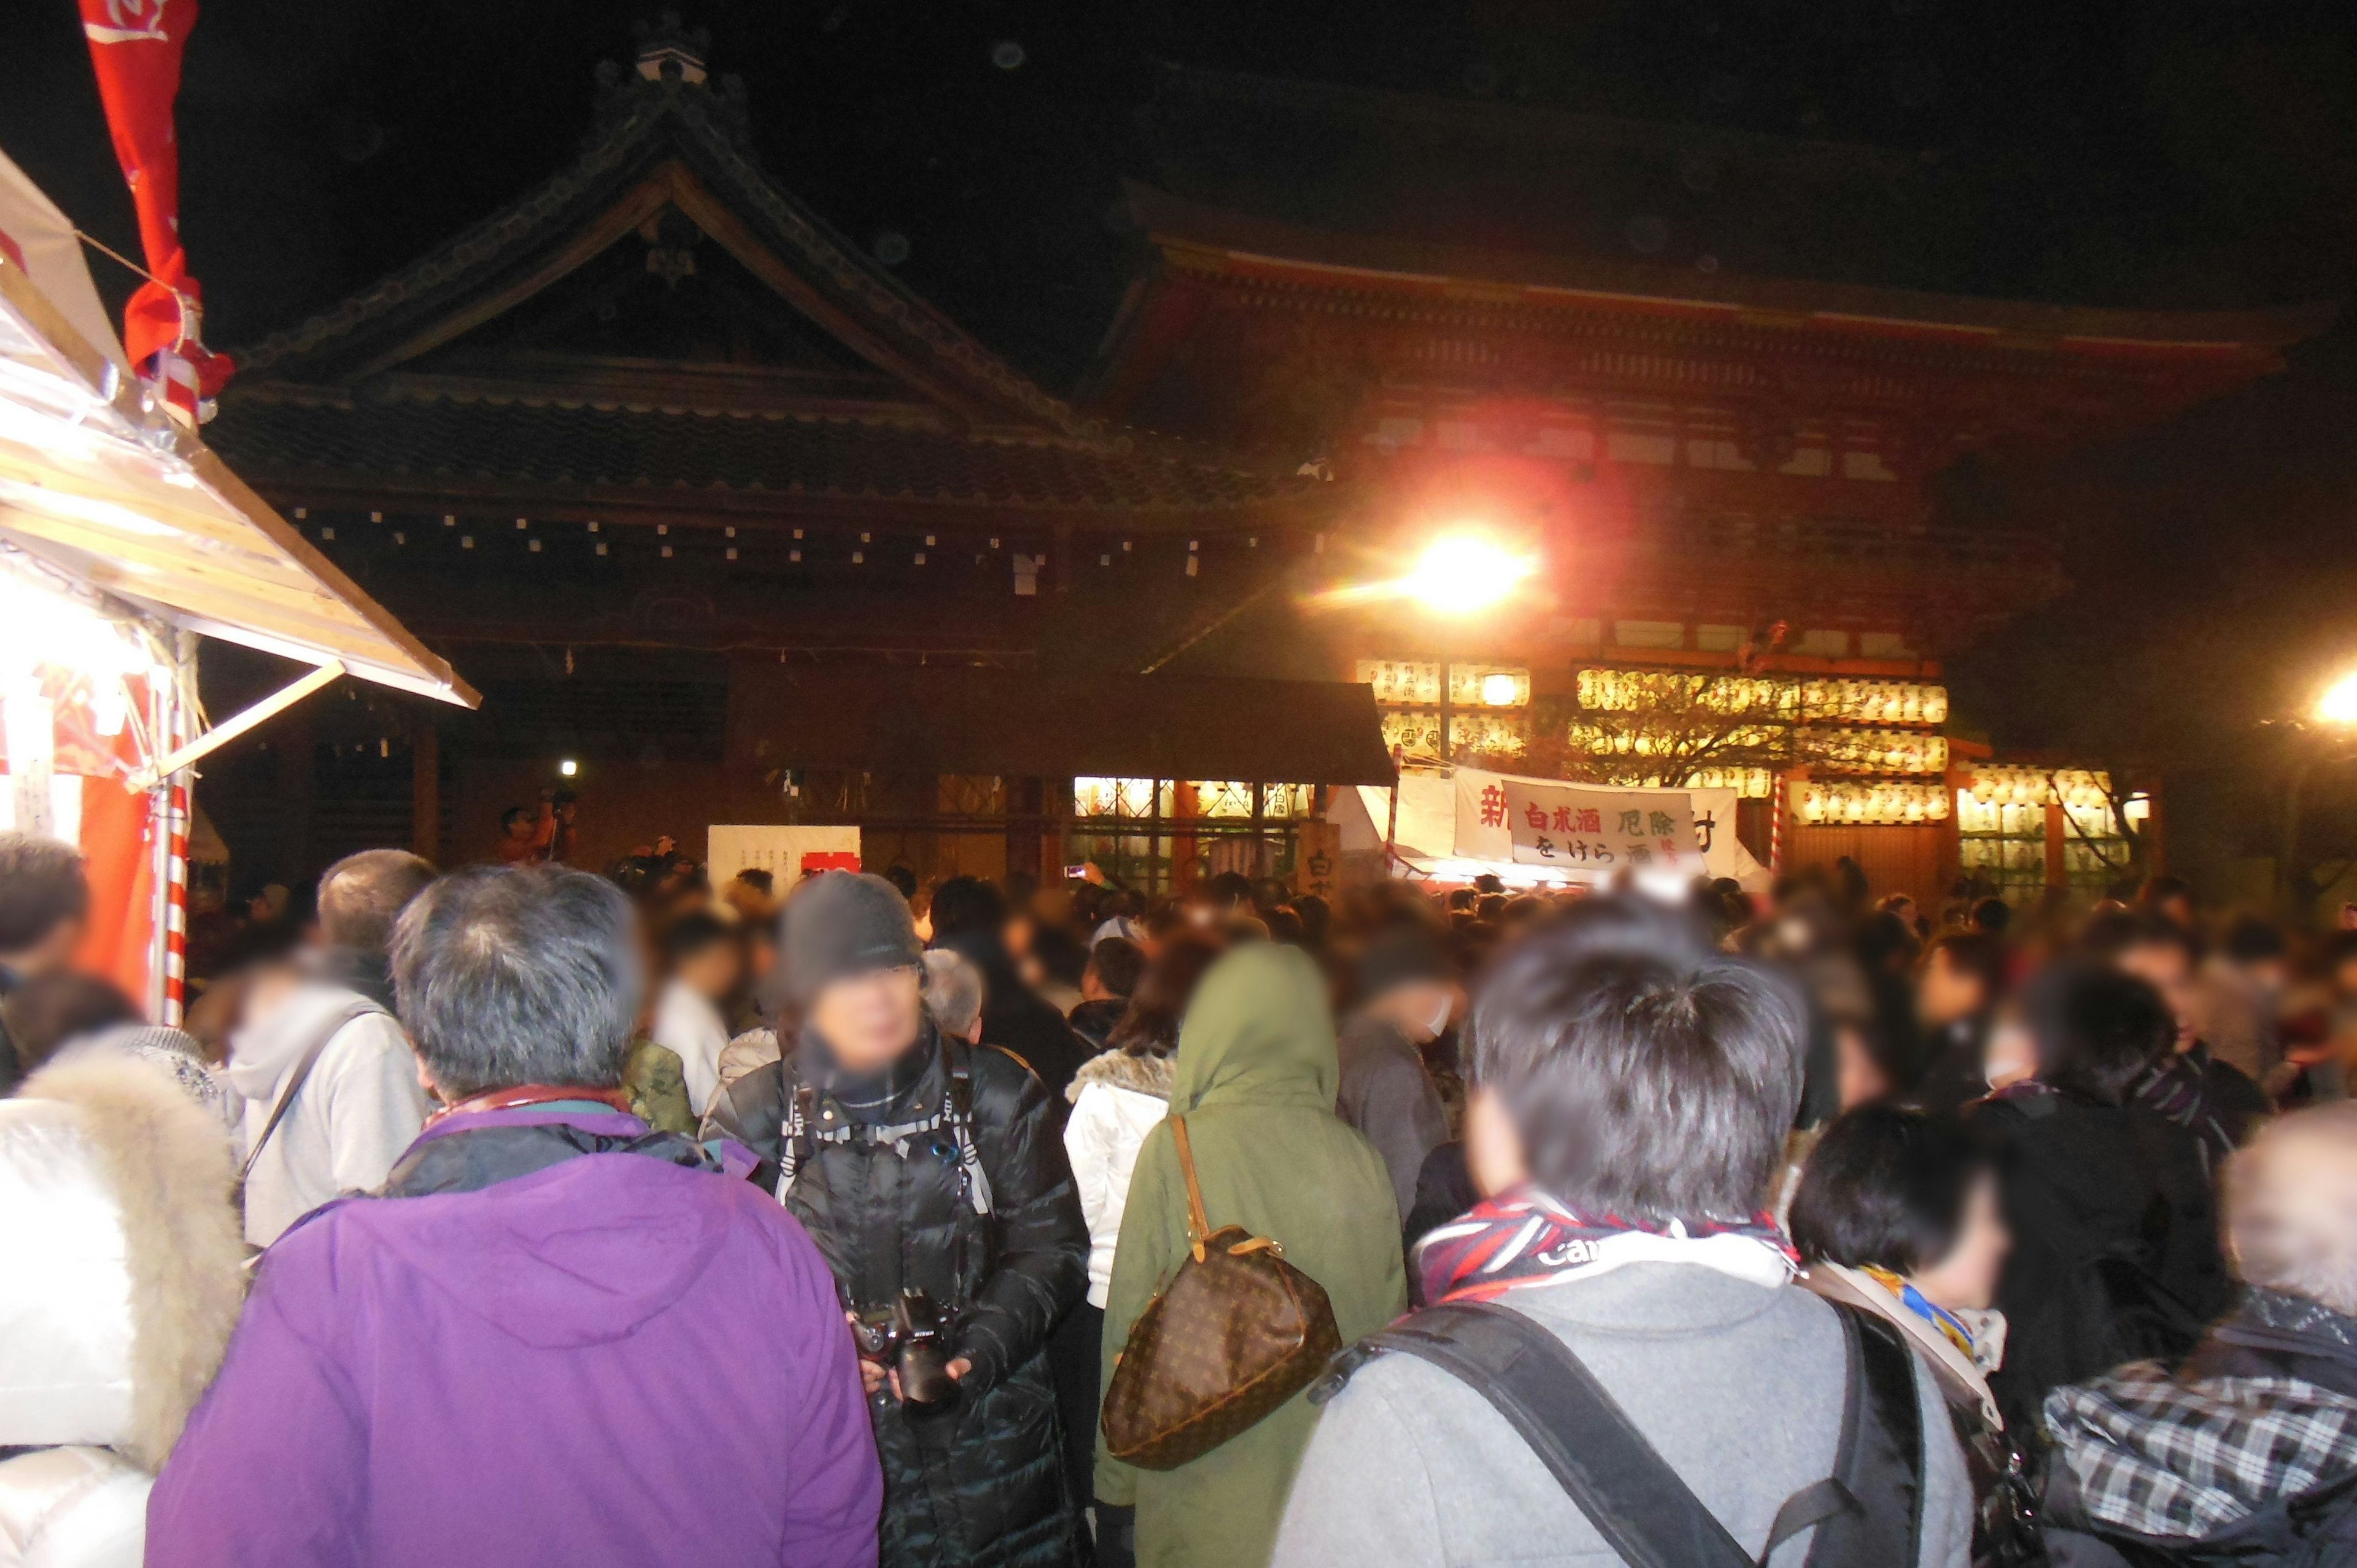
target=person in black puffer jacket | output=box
[706,872,1089,1568]
[930,876,1091,1106]
[1972,962,2230,1446]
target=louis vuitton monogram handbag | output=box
[1099,1114,1344,1470]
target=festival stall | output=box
[1329,765,1773,892]
[0,146,474,1019]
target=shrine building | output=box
[1082,65,2335,900]
[194,40,2332,902]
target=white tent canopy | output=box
[0,148,474,708]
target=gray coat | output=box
[1334,1011,1450,1220]
[1273,1262,1973,1568]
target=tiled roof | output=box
[232,65,1099,438]
[208,388,1306,513]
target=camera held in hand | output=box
[852,1289,961,1409]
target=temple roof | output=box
[209,42,1326,533]
[1131,63,2342,333]
[211,378,1304,519]
[1119,182,2338,357]
[231,53,1086,436]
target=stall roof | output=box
[726,660,1396,786]
[0,152,474,706]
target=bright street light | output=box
[1406,535,1534,615]
[559,759,579,777]
[2321,673,2357,726]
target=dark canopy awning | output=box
[726,660,1395,786]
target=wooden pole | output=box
[412,721,441,863]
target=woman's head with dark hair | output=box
[928,876,1008,943]
[1466,906,1804,1224]
[1832,966,1929,1111]
[2018,959,2174,1106]
[1792,1105,1986,1274]
[1293,894,1331,948]
[2,971,141,1073]
[1107,933,1227,1058]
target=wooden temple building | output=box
[1082,66,2334,898]
[194,37,2332,899]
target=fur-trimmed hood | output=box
[1066,1047,1174,1104]
[0,1054,247,1469]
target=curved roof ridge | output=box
[233,69,1101,439]
[1128,182,2341,352]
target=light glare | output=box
[2322,673,2357,725]
[1407,536,1533,615]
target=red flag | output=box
[79,0,231,412]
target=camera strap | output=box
[773,1081,818,1203]
[945,1046,993,1218]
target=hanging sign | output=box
[1452,767,1703,876]
[79,0,234,420]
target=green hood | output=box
[1167,943,1338,1114]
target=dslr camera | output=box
[851,1289,961,1408]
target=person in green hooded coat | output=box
[1097,941,1408,1568]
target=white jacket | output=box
[652,979,730,1119]
[1062,1051,1174,1308]
[226,982,430,1247]
[0,1057,246,1568]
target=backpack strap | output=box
[1803,1303,1925,1568]
[234,997,390,1203]
[1318,1297,1926,1568]
[1331,1300,1756,1568]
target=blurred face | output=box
[228,964,303,1059]
[1465,1084,1529,1199]
[7,916,85,978]
[675,941,744,1003]
[1380,980,1461,1045]
[1984,1010,2036,1091]
[809,965,924,1074]
[2119,940,2197,1053]
[1918,949,1984,1027]
[1835,1025,1893,1111]
[1911,1173,2010,1313]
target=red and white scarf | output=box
[1413,1184,1800,1307]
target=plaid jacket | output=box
[2046,1359,2357,1539]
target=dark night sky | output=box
[10,0,2357,810]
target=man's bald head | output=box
[318,849,438,953]
[2227,1103,2357,1318]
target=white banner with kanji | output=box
[1453,768,1704,878]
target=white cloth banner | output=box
[0,148,130,371]
[1453,768,1705,876]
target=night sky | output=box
[10,0,2357,848]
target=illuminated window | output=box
[1187,781,1255,819]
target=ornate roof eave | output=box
[228,465,1347,535]
[1120,183,2341,364]
[233,69,1102,439]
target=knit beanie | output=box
[783,871,923,1006]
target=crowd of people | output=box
[3,828,2356,1567]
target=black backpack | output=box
[1310,1297,1926,1567]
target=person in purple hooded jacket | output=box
[146,864,883,1568]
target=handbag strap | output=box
[1323,1299,1891,1568]
[1169,1113,1212,1257]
